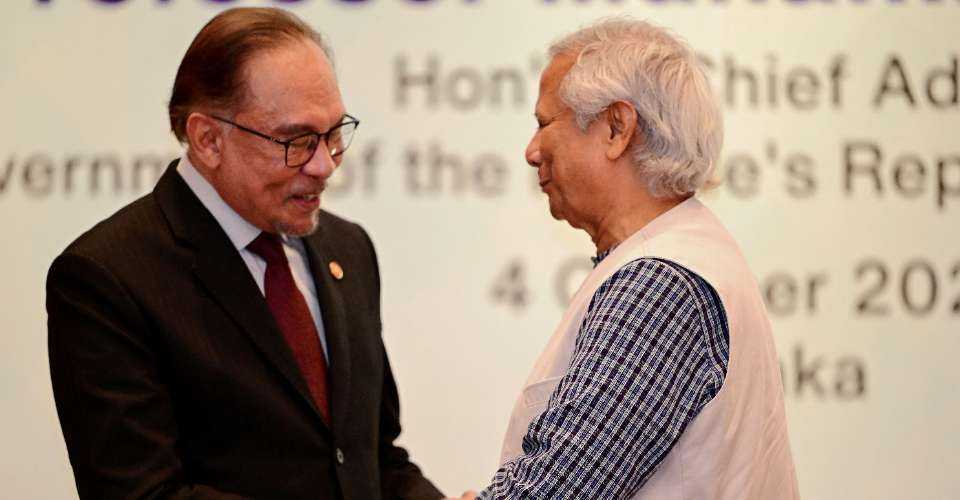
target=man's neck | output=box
[590,193,690,254]
[185,149,216,186]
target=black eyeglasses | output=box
[212,113,360,168]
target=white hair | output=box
[549,17,723,197]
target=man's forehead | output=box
[537,54,576,113]
[243,41,336,93]
[239,41,344,130]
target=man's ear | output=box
[185,112,224,169]
[605,101,640,161]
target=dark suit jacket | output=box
[46,161,444,500]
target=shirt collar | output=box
[592,246,616,267]
[176,154,262,251]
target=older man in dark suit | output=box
[46,7,443,500]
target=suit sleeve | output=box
[353,226,444,500]
[47,252,250,500]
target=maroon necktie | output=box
[247,232,330,423]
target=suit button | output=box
[335,448,345,465]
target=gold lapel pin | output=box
[329,261,344,280]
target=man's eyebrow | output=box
[272,123,315,137]
[272,114,347,137]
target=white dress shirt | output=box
[176,155,329,360]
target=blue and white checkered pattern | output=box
[478,257,730,499]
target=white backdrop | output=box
[2,1,958,499]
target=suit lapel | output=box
[302,230,353,439]
[154,161,330,429]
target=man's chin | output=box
[548,204,582,230]
[547,201,565,222]
[273,210,321,237]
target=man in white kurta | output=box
[470,18,800,500]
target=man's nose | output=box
[300,147,336,180]
[525,134,542,168]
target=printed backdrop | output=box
[2,1,958,498]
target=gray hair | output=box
[549,17,722,197]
